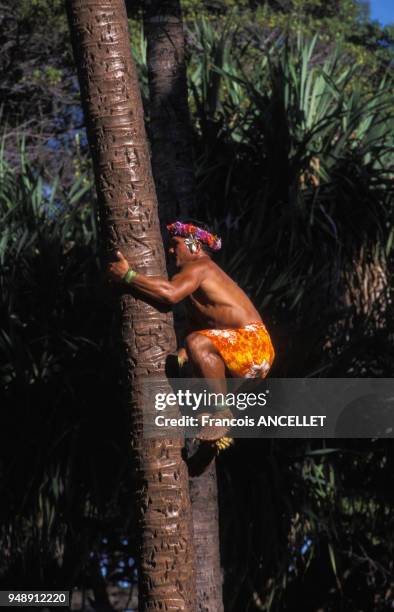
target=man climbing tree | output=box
[108,219,275,440]
[66,1,196,609]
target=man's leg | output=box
[185,333,232,441]
[185,332,226,392]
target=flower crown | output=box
[167,221,222,251]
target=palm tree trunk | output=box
[143,3,224,611]
[144,0,195,227]
[65,2,196,609]
[188,444,224,612]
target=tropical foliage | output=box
[185,25,394,379]
[187,25,394,609]
[0,147,137,600]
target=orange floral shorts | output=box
[197,322,275,378]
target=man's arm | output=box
[107,251,203,305]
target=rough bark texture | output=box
[188,444,224,612]
[143,0,195,228]
[143,4,224,611]
[65,2,195,609]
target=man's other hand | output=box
[177,347,189,368]
[107,251,130,283]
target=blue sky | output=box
[369,0,394,25]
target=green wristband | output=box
[123,268,137,284]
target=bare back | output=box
[184,258,262,329]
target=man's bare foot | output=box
[196,408,233,442]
